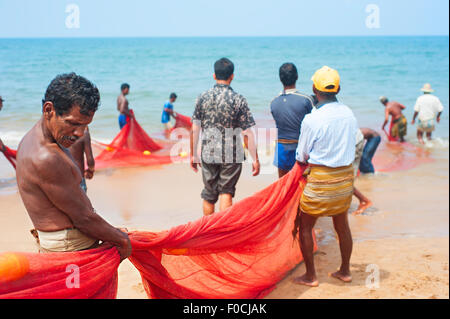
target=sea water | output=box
[0,36,448,143]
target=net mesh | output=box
[93,110,181,170]
[0,164,313,299]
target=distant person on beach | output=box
[69,126,95,193]
[16,73,131,259]
[411,83,444,144]
[190,58,260,216]
[379,96,407,142]
[270,63,313,178]
[352,129,372,215]
[162,92,177,137]
[359,128,381,174]
[0,96,5,152]
[117,83,132,129]
[293,66,357,287]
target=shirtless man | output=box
[380,96,407,142]
[16,73,131,259]
[117,83,133,129]
[69,126,95,193]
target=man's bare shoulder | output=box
[30,143,76,181]
[386,103,396,112]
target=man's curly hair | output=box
[42,73,100,116]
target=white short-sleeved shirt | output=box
[414,94,444,121]
[295,101,358,167]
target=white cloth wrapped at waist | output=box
[37,228,97,252]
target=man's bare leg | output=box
[417,130,425,144]
[203,200,215,216]
[219,193,233,212]
[329,212,353,282]
[292,210,319,287]
[278,168,289,178]
[353,187,372,215]
[426,131,432,141]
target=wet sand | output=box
[0,143,448,299]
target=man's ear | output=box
[213,73,217,81]
[229,74,234,82]
[312,85,317,95]
[42,101,55,120]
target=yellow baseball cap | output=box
[311,66,340,93]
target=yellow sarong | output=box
[391,115,407,139]
[300,165,354,217]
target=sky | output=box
[0,0,448,38]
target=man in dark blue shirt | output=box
[270,63,313,177]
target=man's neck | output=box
[216,80,231,86]
[40,118,56,145]
[316,96,338,107]
[283,85,296,91]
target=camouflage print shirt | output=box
[193,84,256,164]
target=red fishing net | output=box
[0,246,120,299]
[372,140,434,172]
[128,163,313,299]
[93,110,179,170]
[173,112,192,130]
[0,163,314,299]
[1,146,16,169]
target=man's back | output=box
[414,94,444,121]
[195,85,251,128]
[297,101,357,167]
[193,84,255,163]
[161,101,173,123]
[117,94,128,113]
[386,101,405,120]
[270,90,313,141]
[360,127,379,139]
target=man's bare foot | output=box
[329,270,352,283]
[292,274,319,287]
[353,200,373,215]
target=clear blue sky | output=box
[0,0,448,37]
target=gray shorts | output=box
[201,162,242,204]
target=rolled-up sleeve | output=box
[296,120,314,163]
[237,97,256,130]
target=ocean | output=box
[0,37,448,299]
[0,36,448,159]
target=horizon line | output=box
[0,34,449,40]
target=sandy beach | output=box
[0,140,448,299]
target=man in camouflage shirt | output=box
[190,58,260,216]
